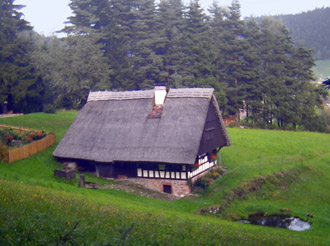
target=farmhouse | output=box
[53,87,231,196]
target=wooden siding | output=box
[198,102,227,155]
[96,164,114,178]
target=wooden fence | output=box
[0,125,56,163]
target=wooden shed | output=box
[53,87,231,196]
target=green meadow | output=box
[0,112,329,245]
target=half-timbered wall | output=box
[137,167,188,180]
[67,153,217,181]
[135,154,217,180]
[188,155,216,179]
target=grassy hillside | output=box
[0,112,329,245]
[314,60,330,79]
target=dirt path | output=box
[0,113,24,118]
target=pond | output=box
[238,213,311,231]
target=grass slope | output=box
[0,112,329,245]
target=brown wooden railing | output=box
[0,125,56,163]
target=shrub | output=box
[212,172,220,178]
[208,167,226,178]
[0,142,8,160]
[228,122,240,128]
[23,130,46,142]
[0,128,21,145]
[43,104,56,114]
[192,177,211,194]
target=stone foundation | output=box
[128,178,191,197]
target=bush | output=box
[192,177,211,193]
[43,104,56,114]
[192,167,227,194]
[0,128,21,145]
[208,167,226,178]
[228,122,240,128]
[23,130,47,143]
[0,142,8,160]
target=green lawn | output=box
[0,112,329,245]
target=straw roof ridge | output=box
[88,89,154,102]
[167,88,214,98]
[88,88,214,102]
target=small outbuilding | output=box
[53,87,231,196]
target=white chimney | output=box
[154,86,167,106]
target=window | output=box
[143,170,148,177]
[163,184,172,194]
[159,164,166,170]
[205,128,215,141]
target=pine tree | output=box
[212,0,247,118]
[105,0,138,90]
[181,0,213,88]
[156,0,185,87]
[0,0,44,113]
[258,18,287,125]
[208,2,228,109]
[130,0,161,89]
[287,45,319,129]
[242,18,263,123]
[257,17,319,128]
[66,0,132,90]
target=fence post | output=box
[79,174,85,188]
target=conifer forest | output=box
[0,0,329,131]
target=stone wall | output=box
[128,178,191,197]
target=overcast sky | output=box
[15,0,330,36]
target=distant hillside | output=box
[314,60,330,80]
[274,7,330,60]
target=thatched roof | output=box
[53,88,230,165]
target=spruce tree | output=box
[105,0,138,90]
[243,18,263,123]
[156,0,185,87]
[0,0,44,113]
[208,2,228,109]
[287,45,319,129]
[130,0,161,89]
[213,0,247,118]
[181,0,213,88]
